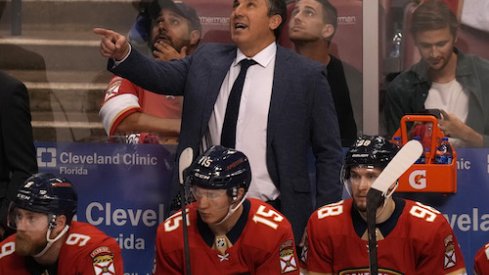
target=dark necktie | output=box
[221,59,257,148]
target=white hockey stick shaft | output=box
[367,139,422,275]
[179,147,193,275]
[370,140,423,194]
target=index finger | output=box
[93,27,114,37]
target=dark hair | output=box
[316,0,338,41]
[267,0,287,38]
[411,0,458,37]
[317,0,337,28]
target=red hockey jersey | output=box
[301,198,465,274]
[0,221,123,275]
[474,242,489,275]
[154,198,299,274]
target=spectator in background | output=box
[288,0,357,147]
[474,242,489,275]
[0,173,123,274]
[384,0,489,147]
[95,0,343,244]
[0,71,37,240]
[154,145,299,274]
[301,135,466,274]
[99,0,201,144]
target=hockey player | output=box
[474,242,489,275]
[153,145,299,274]
[301,135,466,274]
[0,173,123,274]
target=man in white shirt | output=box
[94,0,343,244]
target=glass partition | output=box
[0,0,368,143]
[2,0,487,142]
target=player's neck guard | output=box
[214,196,246,226]
[33,225,70,258]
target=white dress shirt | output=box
[204,42,279,201]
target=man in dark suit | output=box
[94,0,342,243]
[0,71,38,239]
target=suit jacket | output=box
[109,43,343,241]
[0,71,37,226]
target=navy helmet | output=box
[341,135,399,195]
[188,145,251,198]
[13,173,78,222]
[344,135,398,170]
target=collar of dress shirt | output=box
[234,42,277,69]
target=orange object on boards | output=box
[391,115,457,193]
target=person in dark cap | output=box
[129,0,201,53]
[100,0,202,144]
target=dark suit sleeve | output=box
[310,69,343,208]
[1,77,37,225]
[108,45,192,96]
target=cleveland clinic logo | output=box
[37,147,57,168]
